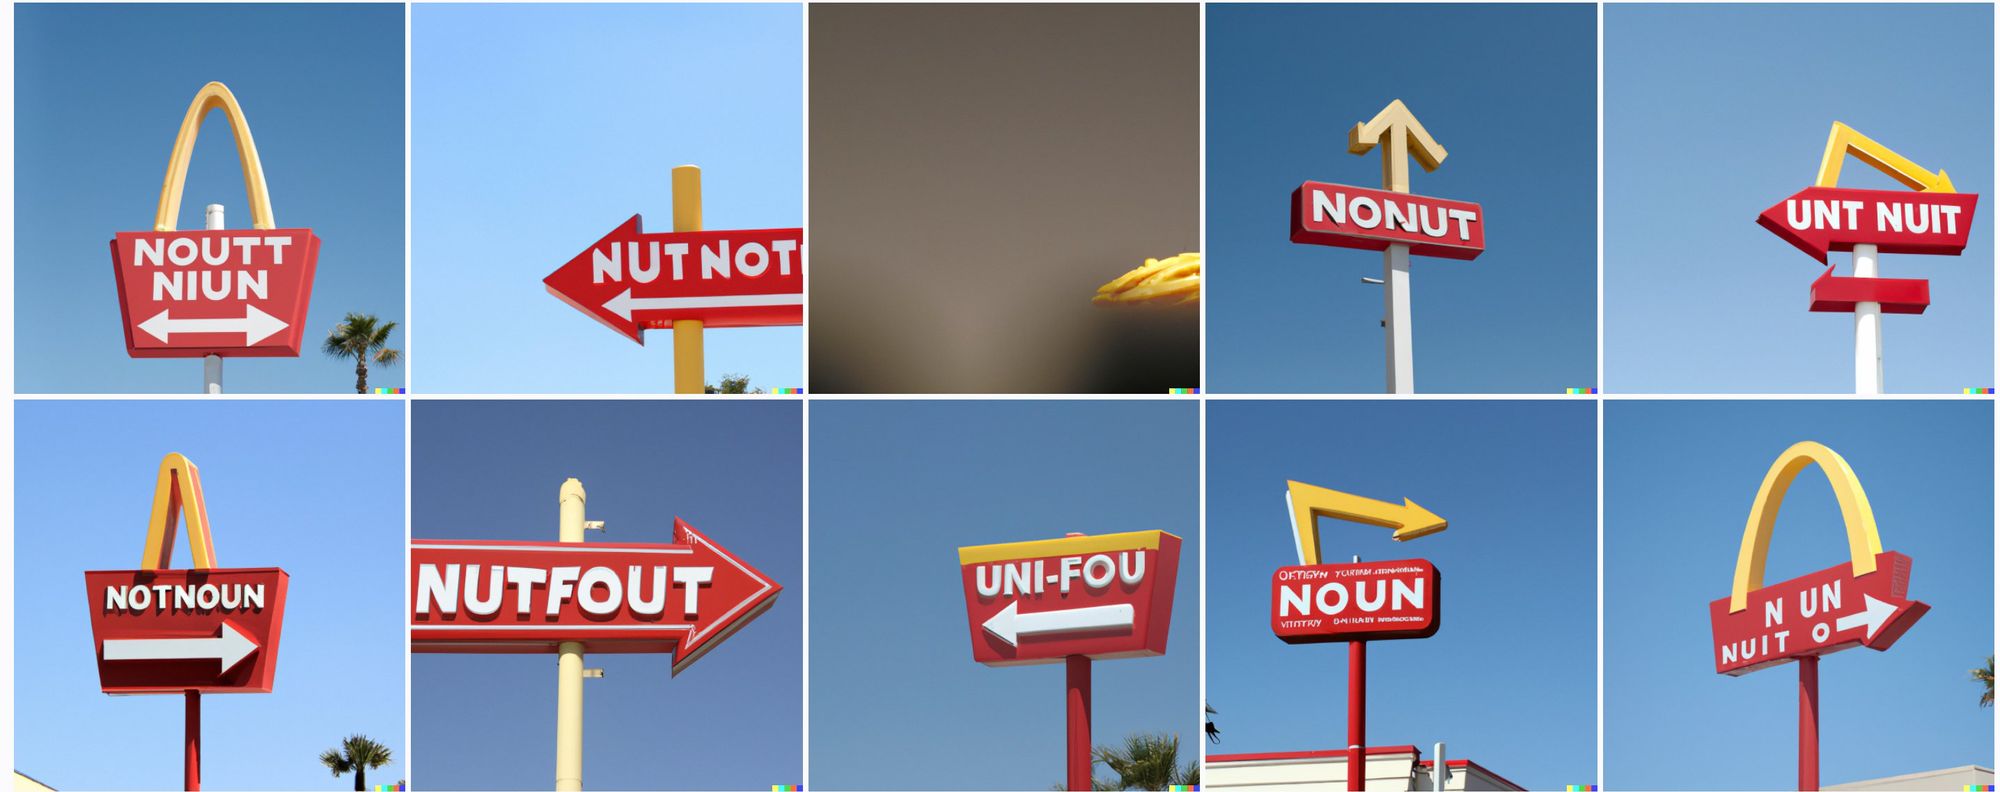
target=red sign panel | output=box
[85,567,290,694]
[1758,187,1978,264]
[1291,182,1485,260]
[410,518,779,676]
[544,215,803,343]
[958,531,1181,667]
[1270,559,1440,643]
[110,229,320,358]
[1709,551,1928,676]
[1809,265,1930,314]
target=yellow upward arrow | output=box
[1286,479,1447,566]
[1816,121,1955,193]
[1349,99,1449,193]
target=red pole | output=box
[1799,656,1819,791]
[1348,641,1366,792]
[184,690,201,791]
[1066,655,1092,791]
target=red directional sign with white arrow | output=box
[543,215,802,344]
[85,567,291,694]
[957,530,1181,666]
[411,517,780,676]
[1708,551,1928,676]
[111,229,320,358]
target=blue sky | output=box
[1606,400,1993,789]
[807,401,1200,790]
[410,400,802,790]
[13,400,406,790]
[412,4,803,394]
[1206,4,1598,394]
[14,4,407,394]
[1206,400,1596,789]
[1606,4,1994,393]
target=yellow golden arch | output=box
[140,453,218,571]
[154,82,276,232]
[1728,441,1883,613]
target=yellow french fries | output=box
[1095,252,1201,306]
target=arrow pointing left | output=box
[982,601,1136,647]
[103,621,260,674]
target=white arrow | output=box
[103,622,260,674]
[1835,594,1901,640]
[604,288,804,321]
[138,306,288,345]
[982,601,1135,647]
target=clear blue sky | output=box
[15,4,407,394]
[1606,4,1994,393]
[13,400,406,790]
[1206,400,1596,789]
[1606,400,1993,789]
[1206,4,1598,394]
[807,401,1200,790]
[412,4,803,394]
[410,400,802,790]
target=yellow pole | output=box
[555,478,587,791]
[671,165,705,394]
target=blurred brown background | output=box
[808,3,1199,394]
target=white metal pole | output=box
[1433,741,1447,792]
[1852,244,1882,395]
[1385,245,1413,394]
[203,204,225,395]
[555,478,587,791]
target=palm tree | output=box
[319,734,393,791]
[1092,733,1199,791]
[1975,656,1993,708]
[322,313,401,394]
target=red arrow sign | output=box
[1709,551,1928,676]
[410,517,779,676]
[85,567,291,694]
[1757,186,1978,264]
[1290,181,1485,260]
[1809,264,1931,314]
[1271,558,1440,644]
[543,215,802,343]
[110,229,320,358]
[957,531,1181,666]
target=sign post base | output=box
[1066,655,1092,791]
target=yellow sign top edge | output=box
[958,530,1176,565]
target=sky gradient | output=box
[1606,400,1993,789]
[1206,4,1598,394]
[1606,4,1994,393]
[15,4,407,393]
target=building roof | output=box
[1208,745,1528,791]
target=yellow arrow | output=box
[1729,441,1883,613]
[1286,479,1447,566]
[1816,121,1956,193]
[1348,99,1449,194]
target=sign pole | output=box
[184,689,200,791]
[1852,244,1882,394]
[203,203,225,395]
[555,478,587,792]
[1347,640,1366,791]
[671,165,705,394]
[1380,127,1414,394]
[1065,655,1092,791]
[1799,656,1819,791]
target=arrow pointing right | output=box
[982,601,1135,647]
[138,306,289,345]
[1835,594,1901,640]
[102,621,260,674]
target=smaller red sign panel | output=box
[1291,182,1485,261]
[1270,559,1440,644]
[85,567,290,694]
[110,229,320,358]
[1758,187,1979,263]
[1809,265,1930,314]
[1709,551,1928,676]
[958,531,1181,667]
[544,215,803,343]
[411,518,780,676]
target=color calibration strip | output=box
[1965,387,1994,394]
[1567,387,1598,395]
[773,387,804,394]
[1170,387,1200,394]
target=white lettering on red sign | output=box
[591,239,800,284]
[103,582,267,613]
[1311,189,1479,242]
[414,563,716,619]
[1784,199,1962,235]
[971,551,1147,597]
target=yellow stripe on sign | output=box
[958,530,1174,565]
[1728,441,1884,613]
[1815,121,1956,193]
